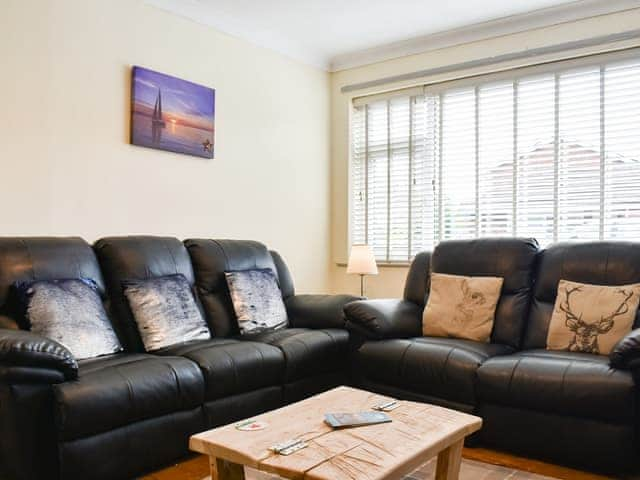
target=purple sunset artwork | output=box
[130,66,215,159]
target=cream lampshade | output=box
[347,244,378,296]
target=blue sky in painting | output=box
[132,66,215,119]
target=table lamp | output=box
[347,244,378,297]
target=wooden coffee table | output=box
[190,386,482,480]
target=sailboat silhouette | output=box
[151,88,166,144]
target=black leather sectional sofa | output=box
[0,237,358,480]
[1,236,639,479]
[345,238,640,473]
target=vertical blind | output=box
[350,50,640,262]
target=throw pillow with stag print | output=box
[546,280,640,355]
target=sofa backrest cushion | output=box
[0,237,108,331]
[427,238,539,348]
[524,241,640,349]
[269,250,295,299]
[184,239,289,337]
[94,236,198,352]
[403,251,432,306]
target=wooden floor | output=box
[140,448,616,480]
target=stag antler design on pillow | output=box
[560,285,633,354]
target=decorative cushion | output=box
[225,269,288,334]
[422,273,503,342]
[17,278,122,360]
[123,274,210,351]
[547,280,640,355]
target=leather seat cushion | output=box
[354,337,513,406]
[240,328,349,382]
[477,350,635,422]
[54,353,204,441]
[157,339,284,400]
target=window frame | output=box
[349,47,640,264]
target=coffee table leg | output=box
[210,457,245,480]
[435,439,463,480]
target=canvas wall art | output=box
[130,66,215,159]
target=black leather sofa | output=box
[3,236,639,478]
[0,236,359,480]
[345,238,640,473]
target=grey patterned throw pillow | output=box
[225,269,288,335]
[123,274,210,351]
[19,278,122,360]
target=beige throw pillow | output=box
[422,273,504,342]
[547,280,640,355]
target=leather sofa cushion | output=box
[0,237,109,331]
[403,251,432,306]
[524,242,640,349]
[477,350,635,422]
[240,328,349,382]
[184,239,284,338]
[269,250,295,299]
[353,337,513,406]
[429,238,539,348]
[156,339,284,400]
[94,236,199,352]
[53,353,204,441]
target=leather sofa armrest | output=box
[344,299,423,340]
[610,328,640,371]
[285,294,363,329]
[0,329,78,382]
[0,364,68,384]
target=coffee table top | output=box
[190,386,482,480]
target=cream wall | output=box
[4,3,640,298]
[329,8,640,299]
[0,0,331,292]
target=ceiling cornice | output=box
[329,0,640,72]
[145,0,331,70]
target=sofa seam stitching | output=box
[163,238,180,276]
[507,357,522,400]
[397,341,413,379]
[165,360,185,411]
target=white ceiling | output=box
[146,0,639,71]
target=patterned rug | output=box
[234,457,557,480]
[406,457,556,479]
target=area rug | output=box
[236,457,557,480]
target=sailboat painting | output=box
[130,66,215,159]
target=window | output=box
[350,51,640,262]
